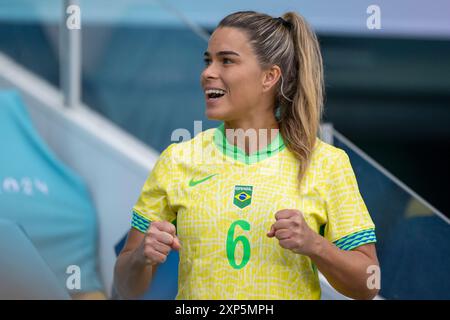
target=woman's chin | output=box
[205,107,227,121]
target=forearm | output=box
[308,234,379,300]
[114,249,155,299]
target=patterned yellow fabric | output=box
[132,123,376,300]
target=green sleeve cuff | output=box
[333,228,376,251]
[131,211,177,233]
[131,211,150,233]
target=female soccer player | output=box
[114,11,380,300]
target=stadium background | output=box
[0,0,449,299]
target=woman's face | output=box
[201,27,266,121]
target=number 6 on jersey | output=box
[226,220,251,269]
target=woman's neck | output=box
[223,117,280,156]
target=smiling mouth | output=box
[205,89,226,99]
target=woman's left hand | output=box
[267,209,320,257]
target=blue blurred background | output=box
[0,0,449,300]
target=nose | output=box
[201,63,219,82]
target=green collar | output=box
[213,123,286,164]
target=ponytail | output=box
[280,12,324,186]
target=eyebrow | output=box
[204,50,240,57]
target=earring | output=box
[275,106,281,121]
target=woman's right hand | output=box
[137,220,181,265]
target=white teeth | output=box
[205,89,226,95]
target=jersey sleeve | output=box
[323,149,376,250]
[131,143,177,233]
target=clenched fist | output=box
[138,220,181,265]
[267,209,319,256]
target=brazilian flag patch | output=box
[233,185,253,209]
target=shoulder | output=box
[163,127,216,161]
[169,127,215,152]
[312,138,348,166]
[306,138,355,187]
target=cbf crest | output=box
[233,185,253,209]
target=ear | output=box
[261,65,282,93]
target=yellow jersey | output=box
[132,123,376,299]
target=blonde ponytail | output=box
[280,12,324,185]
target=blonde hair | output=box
[218,11,324,186]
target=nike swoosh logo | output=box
[188,174,218,187]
